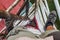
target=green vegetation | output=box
[47,0,60,30]
[30,0,60,30]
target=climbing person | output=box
[6,10,60,40]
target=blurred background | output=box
[30,0,60,30]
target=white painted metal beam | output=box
[54,0,60,20]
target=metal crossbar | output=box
[0,0,58,34]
